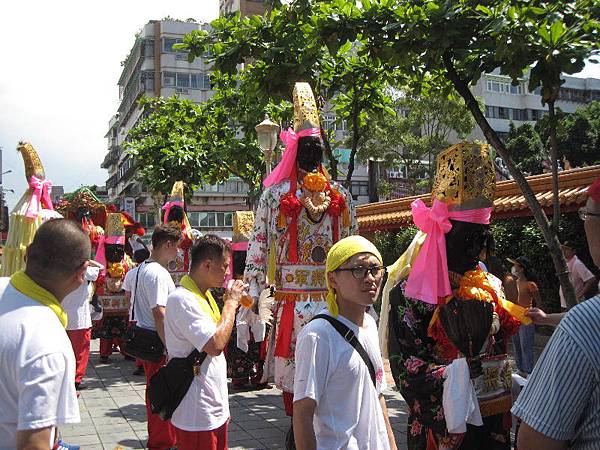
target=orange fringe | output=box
[278,211,287,228]
[479,394,512,417]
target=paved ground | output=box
[60,339,410,449]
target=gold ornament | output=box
[301,190,331,216]
[293,82,320,132]
[233,211,255,243]
[17,141,45,180]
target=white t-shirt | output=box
[560,255,596,307]
[294,311,390,450]
[62,266,100,330]
[123,265,138,320]
[133,261,175,330]
[0,278,80,449]
[165,286,229,432]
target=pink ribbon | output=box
[25,176,54,219]
[404,199,492,304]
[95,235,107,273]
[162,200,184,224]
[263,128,321,188]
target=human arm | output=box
[152,305,167,345]
[573,259,597,299]
[525,308,564,326]
[293,398,317,450]
[379,395,398,450]
[516,423,568,450]
[579,276,597,299]
[202,280,244,356]
[16,427,52,450]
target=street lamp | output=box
[255,115,280,175]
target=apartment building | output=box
[101,19,248,238]
[219,0,266,16]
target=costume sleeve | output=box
[512,326,594,440]
[293,329,330,404]
[18,352,80,430]
[340,184,358,238]
[244,190,271,300]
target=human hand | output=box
[525,307,547,325]
[225,279,247,307]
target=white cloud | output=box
[0,0,218,208]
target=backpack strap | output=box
[311,314,377,388]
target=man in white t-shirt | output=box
[123,265,145,376]
[559,241,597,310]
[62,261,102,390]
[133,224,180,450]
[165,234,244,450]
[0,219,91,449]
[294,235,397,450]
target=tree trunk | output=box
[442,51,577,308]
[320,126,338,181]
[547,101,561,233]
[345,87,360,187]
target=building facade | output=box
[219,0,266,16]
[102,19,248,239]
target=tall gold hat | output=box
[169,181,185,202]
[232,211,254,243]
[105,212,125,242]
[293,82,320,132]
[17,141,45,180]
[432,142,495,211]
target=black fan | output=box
[438,297,494,358]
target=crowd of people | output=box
[1,85,600,450]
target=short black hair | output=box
[190,234,232,270]
[151,223,181,249]
[26,219,91,279]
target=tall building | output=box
[101,19,249,238]
[219,0,266,16]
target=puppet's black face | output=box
[105,244,125,263]
[297,136,323,173]
[445,220,489,275]
[166,205,185,224]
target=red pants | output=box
[284,391,294,416]
[66,328,91,384]
[143,357,177,449]
[99,337,124,358]
[175,421,228,450]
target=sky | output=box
[1,1,599,210]
[0,0,219,209]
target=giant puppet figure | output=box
[1,142,61,276]
[94,212,132,362]
[381,143,524,450]
[244,82,357,416]
[162,181,195,285]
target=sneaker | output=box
[53,439,80,450]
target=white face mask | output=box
[511,266,520,277]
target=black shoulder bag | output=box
[149,348,208,420]
[311,314,377,388]
[122,262,165,362]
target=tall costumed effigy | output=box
[1,142,62,276]
[381,143,527,449]
[244,82,357,417]
[162,180,197,284]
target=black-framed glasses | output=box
[578,207,600,221]
[336,265,386,280]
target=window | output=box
[163,72,176,87]
[142,71,154,91]
[143,39,155,57]
[163,37,183,53]
[498,107,509,120]
[137,212,156,229]
[189,212,234,229]
[176,72,190,88]
[190,73,210,90]
[350,181,369,198]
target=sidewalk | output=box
[60,340,410,449]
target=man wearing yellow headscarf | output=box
[292,235,398,450]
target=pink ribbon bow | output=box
[263,128,321,188]
[404,199,492,304]
[25,176,54,219]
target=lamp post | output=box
[255,115,280,176]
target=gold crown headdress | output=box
[432,142,495,211]
[293,82,320,132]
[232,211,255,243]
[105,213,125,241]
[17,141,45,180]
[169,181,185,203]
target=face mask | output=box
[511,266,520,277]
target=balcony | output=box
[101,148,121,169]
[106,174,118,190]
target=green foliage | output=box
[505,123,546,175]
[358,89,475,193]
[372,225,418,267]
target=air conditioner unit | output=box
[175,88,189,94]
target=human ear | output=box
[327,271,338,291]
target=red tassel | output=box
[275,301,295,358]
[332,215,339,244]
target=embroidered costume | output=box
[244,83,357,414]
[381,143,523,449]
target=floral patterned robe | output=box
[244,179,357,394]
[388,274,520,450]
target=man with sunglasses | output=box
[293,235,397,450]
[514,176,600,449]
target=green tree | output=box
[178,0,394,183]
[358,89,475,194]
[319,0,600,308]
[505,123,546,175]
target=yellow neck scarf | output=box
[10,270,67,328]
[179,275,221,324]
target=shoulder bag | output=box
[122,261,165,362]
